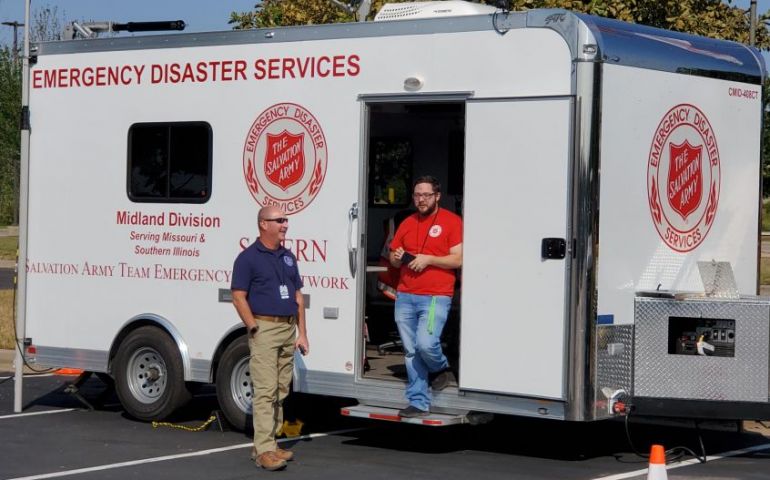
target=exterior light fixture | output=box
[403,76,423,91]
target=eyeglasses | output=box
[412,193,436,200]
[261,217,289,224]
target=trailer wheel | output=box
[114,326,190,421]
[216,336,252,431]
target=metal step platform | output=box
[341,404,478,426]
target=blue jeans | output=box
[394,292,451,412]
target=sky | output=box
[0,0,259,45]
[0,0,767,46]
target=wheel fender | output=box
[109,314,192,381]
[210,322,248,382]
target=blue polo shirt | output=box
[231,239,303,316]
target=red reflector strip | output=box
[370,413,401,422]
[27,346,36,354]
[422,419,443,426]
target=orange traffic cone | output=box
[647,444,668,480]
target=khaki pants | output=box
[249,318,296,454]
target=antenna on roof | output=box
[63,20,185,40]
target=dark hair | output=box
[413,175,441,194]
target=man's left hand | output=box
[408,254,431,273]
[295,335,310,356]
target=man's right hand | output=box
[389,247,405,267]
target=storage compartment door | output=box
[459,98,572,398]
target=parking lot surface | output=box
[1,372,770,480]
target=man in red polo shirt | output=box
[389,175,463,418]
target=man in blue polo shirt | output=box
[231,205,309,472]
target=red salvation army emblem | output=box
[242,103,327,215]
[667,140,702,221]
[647,104,720,253]
[265,130,305,191]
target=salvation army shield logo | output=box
[667,140,702,221]
[647,104,720,252]
[265,130,305,191]
[243,103,327,215]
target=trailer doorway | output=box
[361,101,465,386]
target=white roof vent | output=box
[374,1,498,22]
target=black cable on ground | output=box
[623,407,707,464]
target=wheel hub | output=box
[229,357,253,414]
[126,347,167,404]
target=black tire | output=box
[216,335,252,431]
[114,326,190,421]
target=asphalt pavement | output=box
[2,373,770,480]
[0,264,14,290]
[1,229,770,479]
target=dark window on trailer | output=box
[128,122,212,203]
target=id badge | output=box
[279,284,289,299]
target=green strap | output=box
[427,296,437,335]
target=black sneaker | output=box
[398,405,429,418]
[430,368,455,391]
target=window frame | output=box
[127,121,213,204]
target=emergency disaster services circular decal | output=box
[647,104,720,253]
[243,102,327,215]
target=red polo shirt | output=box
[389,208,462,296]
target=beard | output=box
[418,203,438,217]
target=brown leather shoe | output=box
[255,452,287,471]
[273,448,294,461]
[250,447,294,462]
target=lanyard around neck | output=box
[416,208,439,254]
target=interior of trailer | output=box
[362,101,465,387]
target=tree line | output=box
[0,7,61,225]
[0,1,768,224]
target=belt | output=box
[254,314,294,323]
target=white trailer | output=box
[19,1,769,427]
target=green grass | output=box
[762,257,770,286]
[0,289,15,350]
[0,236,17,261]
[764,199,770,232]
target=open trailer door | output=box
[459,97,573,399]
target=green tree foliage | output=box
[0,6,64,225]
[230,0,770,50]
[0,48,20,225]
[513,0,770,48]
[229,0,355,28]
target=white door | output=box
[459,97,572,399]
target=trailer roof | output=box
[573,12,765,85]
[34,8,764,85]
